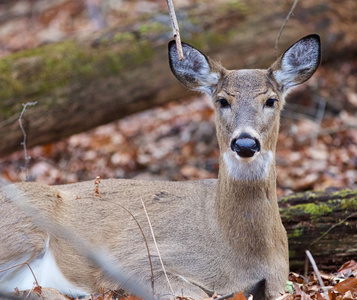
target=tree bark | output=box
[0,0,356,157]
[279,189,357,273]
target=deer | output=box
[0,34,321,300]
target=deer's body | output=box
[0,35,321,299]
[0,178,286,298]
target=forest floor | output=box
[0,0,356,299]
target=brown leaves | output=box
[286,263,357,300]
[276,111,357,196]
[3,261,357,300]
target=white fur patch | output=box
[0,241,88,297]
[223,150,273,181]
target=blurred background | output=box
[0,0,356,197]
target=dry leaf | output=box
[338,261,357,276]
[342,290,354,300]
[329,290,338,300]
[33,285,42,295]
[315,292,325,300]
[276,294,294,300]
[294,282,303,296]
[333,277,357,295]
[301,291,313,300]
[230,291,247,300]
[289,272,305,284]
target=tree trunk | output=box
[279,189,357,273]
[0,0,356,157]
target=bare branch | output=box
[305,250,329,299]
[274,0,299,57]
[166,0,184,61]
[18,101,38,181]
[310,212,357,247]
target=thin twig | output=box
[166,0,184,61]
[274,0,299,57]
[141,199,175,296]
[0,262,40,289]
[310,212,357,246]
[18,101,38,181]
[305,250,329,299]
[109,200,155,295]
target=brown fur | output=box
[0,35,320,299]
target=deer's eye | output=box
[216,99,230,109]
[265,98,278,108]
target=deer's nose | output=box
[231,134,261,158]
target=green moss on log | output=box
[281,202,333,221]
[341,197,357,210]
[281,189,357,271]
[0,38,154,118]
[279,189,357,222]
[280,191,323,203]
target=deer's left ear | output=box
[269,34,321,94]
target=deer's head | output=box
[169,35,321,181]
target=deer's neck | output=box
[215,153,280,250]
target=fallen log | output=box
[279,189,357,272]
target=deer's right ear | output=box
[168,41,222,95]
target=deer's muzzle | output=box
[230,134,261,158]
